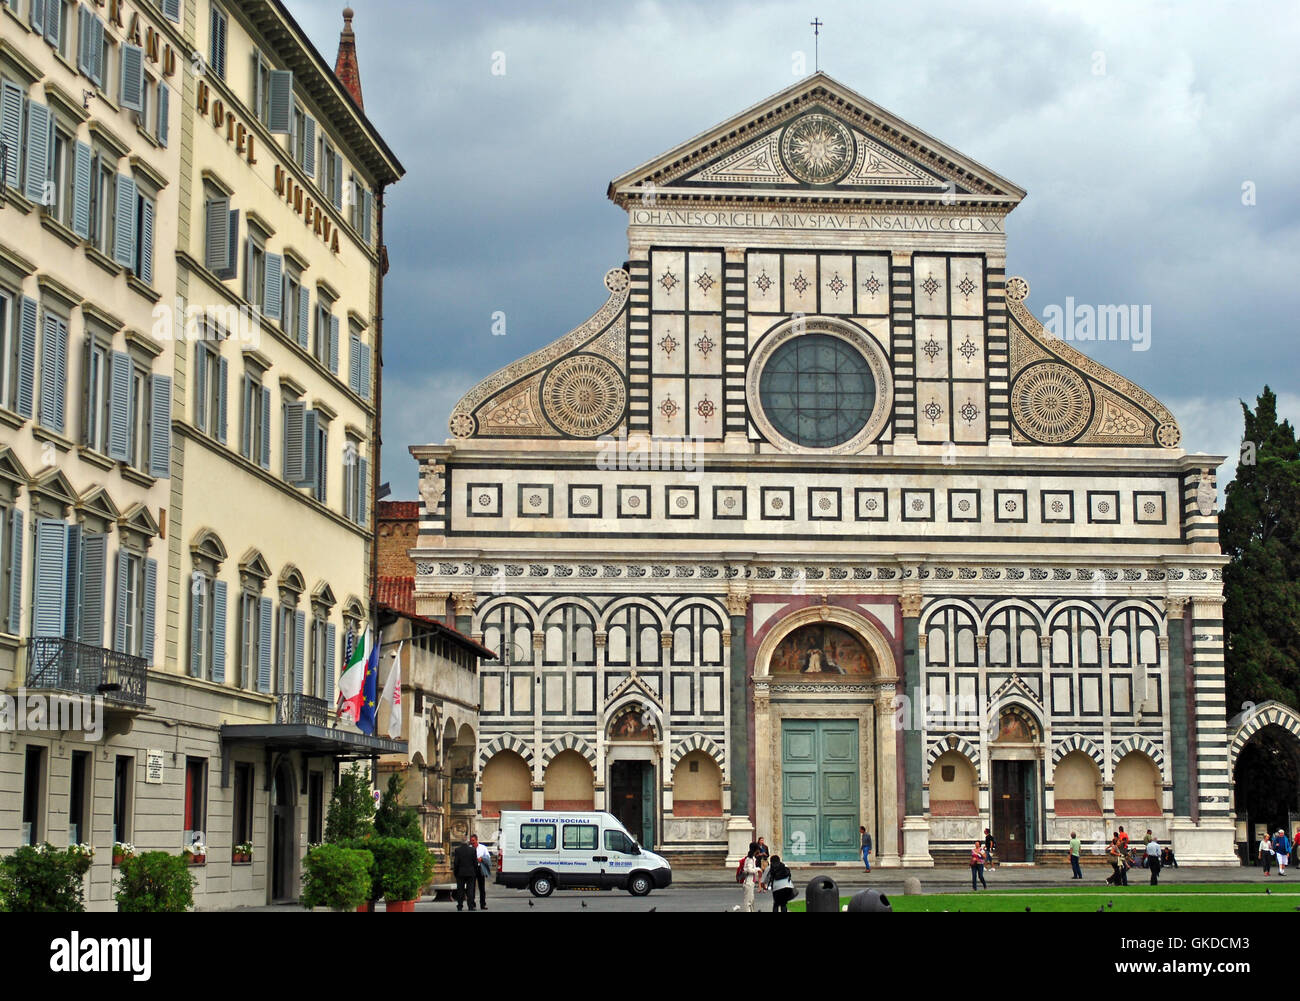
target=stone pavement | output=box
[671,862,1267,888]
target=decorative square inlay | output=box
[666,485,699,519]
[518,483,553,518]
[1134,491,1166,524]
[466,483,502,518]
[947,489,980,522]
[902,489,935,522]
[713,485,747,520]
[808,487,841,521]
[1088,490,1121,524]
[995,489,1027,523]
[618,485,651,519]
[1041,490,1074,523]
[761,486,795,520]
[568,484,602,519]
[855,488,888,522]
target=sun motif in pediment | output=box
[780,113,855,185]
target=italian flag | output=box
[337,625,372,725]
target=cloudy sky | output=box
[293,0,1300,499]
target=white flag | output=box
[379,642,404,739]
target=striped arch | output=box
[1228,700,1300,771]
[919,597,981,632]
[1101,597,1164,630]
[669,733,726,773]
[479,734,534,769]
[926,734,979,771]
[541,733,598,769]
[1052,734,1105,769]
[1111,734,1166,773]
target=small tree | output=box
[374,772,422,842]
[0,845,93,912]
[301,845,374,911]
[115,853,197,913]
[325,764,376,843]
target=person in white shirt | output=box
[1145,836,1163,885]
[470,834,491,910]
[1260,833,1274,875]
[741,843,760,912]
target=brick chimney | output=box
[334,6,364,109]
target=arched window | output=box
[671,751,722,816]
[543,750,594,810]
[1109,607,1160,670]
[1048,606,1103,670]
[669,604,725,666]
[481,750,531,818]
[541,604,596,667]
[929,751,977,816]
[480,603,534,667]
[1114,752,1162,817]
[1053,751,1102,816]
[986,606,1041,669]
[605,604,663,668]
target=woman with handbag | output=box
[970,841,987,890]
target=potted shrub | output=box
[0,844,94,912]
[380,838,427,912]
[115,852,197,912]
[300,844,374,912]
[182,841,207,866]
[232,842,253,865]
[112,842,135,867]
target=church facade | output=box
[409,74,1237,866]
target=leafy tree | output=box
[1221,386,1300,712]
[324,764,376,843]
[0,845,93,912]
[114,852,197,913]
[374,772,423,842]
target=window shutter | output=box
[252,49,264,120]
[90,16,105,88]
[268,70,292,134]
[7,509,22,634]
[328,315,339,373]
[149,373,172,478]
[113,174,137,268]
[23,101,52,205]
[158,81,169,147]
[43,0,60,47]
[210,5,227,79]
[63,524,81,642]
[139,197,154,284]
[189,576,204,677]
[260,387,271,470]
[193,345,207,433]
[113,549,128,652]
[107,350,132,461]
[141,558,156,664]
[283,399,306,482]
[298,409,318,488]
[297,287,310,349]
[359,342,371,400]
[224,209,239,280]
[263,253,283,325]
[362,189,373,243]
[239,375,252,458]
[204,196,229,273]
[257,596,273,693]
[216,356,228,444]
[357,456,368,527]
[15,297,36,418]
[72,141,92,238]
[38,315,68,433]
[0,81,22,191]
[120,44,145,112]
[303,116,316,176]
[80,534,106,648]
[212,580,227,684]
[348,333,360,395]
[316,426,327,500]
[293,609,305,694]
[325,622,336,707]
[30,0,45,36]
[76,7,92,77]
[332,155,342,210]
[162,0,180,23]
[32,519,67,638]
[342,450,353,521]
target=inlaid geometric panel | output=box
[915,380,950,443]
[952,382,987,443]
[1041,490,1074,523]
[949,257,984,318]
[689,314,723,376]
[618,485,651,519]
[687,252,723,313]
[1087,490,1121,524]
[651,249,686,312]
[784,253,818,313]
[808,487,841,521]
[913,257,948,316]
[652,377,687,438]
[994,489,1027,523]
[467,483,502,518]
[761,485,795,520]
[1134,491,1166,524]
[915,319,949,381]
[855,487,888,521]
[947,489,980,522]
[666,485,699,519]
[652,314,686,375]
[567,484,603,519]
[855,254,891,316]
[902,489,935,522]
[950,319,986,380]
[747,252,782,313]
[819,254,855,315]
[518,484,553,518]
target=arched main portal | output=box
[753,604,900,865]
[1229,702,1300,861]
[270,759,297,903]
[988,703,1045,863]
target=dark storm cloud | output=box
[293,0,1300,496]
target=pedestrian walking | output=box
[1137,829,1154,868]
[763,854,796,912]
[1293,829,1299,867]
[471,833,491,910]
[860,826,873,872]
[452,838,478,911]
[741,842,761,912]
[1274,830,1290,876]
[1259,832,1274,875]
[970,841,988,890]
[1145,835,1162,885]
[983,828,997,871]
[1068,831,1083,880]
[1105,835,1122,886]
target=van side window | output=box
[604,830,634,854]
[563,824,597,850]
[521,824,556,850]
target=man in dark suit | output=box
[452,839,478,910]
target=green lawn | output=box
[789,884,1300,913]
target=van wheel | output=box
[628,872,653,897]
[529,874,555,898]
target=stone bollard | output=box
[903,876,923,895]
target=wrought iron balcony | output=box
[276,693,329,727]
[26,637,148,708]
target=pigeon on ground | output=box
[580,900,587,908]
[527,900,534,908]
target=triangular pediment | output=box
[30,468,78,508]
[0,446,30,487]
[609,73,1024,208]
[120,503,160,539]
[76,486,122,523]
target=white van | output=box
[495,811,672,897]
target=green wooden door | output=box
[781,720,860,862]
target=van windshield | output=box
[604,829,636,854]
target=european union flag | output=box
[357,640,381,736]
